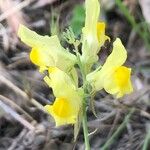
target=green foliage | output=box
[70,5,85,36]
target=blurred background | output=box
[0,0,150,149]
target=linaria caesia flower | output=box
[18,25,77,73]
[44,67,82,126]
[87,38,133,98]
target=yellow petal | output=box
[81,0,100,72]
[97,22,110,46]
[114,66,131,88]
[82,0,100,49]
[30,47,54,67]
[44,67,82,115]
[103,73,119,95]
[87,38,127,90]
[102,38,127,72]
[48,67,59,73]
[44,98,77,126]
[114,66,133,98]
[84,0,100,38]
[81,1,110,73]
[52,98,74,118]
[46,67,78,99]
[47,66,78,87]
[102,66,133,97]
[18,24,76,72]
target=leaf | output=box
[74,107,83,141]
[90,94,97,118]
[70,5,85,36]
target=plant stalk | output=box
[82,98,90,150]
[74,42,91,150]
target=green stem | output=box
[81,65,91,150]
[82,98,90,150]
[75,50,90,150]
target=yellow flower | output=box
[18,25,77,72]
[45,98,79,126]
[87,38,133,98]
[81,0,109,73]
[97,22,110,47]
[44,67,82,126]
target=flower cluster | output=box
[18,0,133,128]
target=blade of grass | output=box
[101,108,135,150]
[142,125,150,150]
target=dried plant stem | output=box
[0,75,47,113]
[0,95,35,122]
[8,128,28,150]
[0,0,32,22]
[0,100,35,130]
